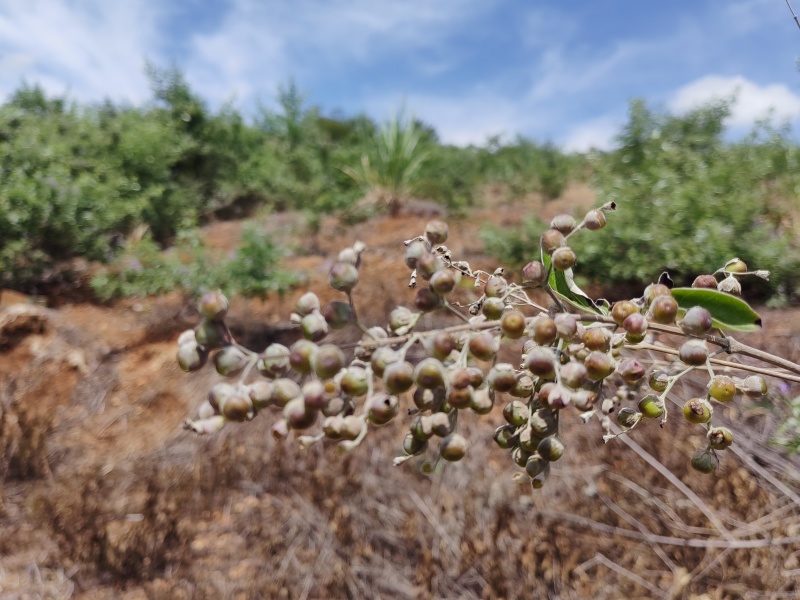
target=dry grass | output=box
[0,191,799,599]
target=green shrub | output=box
[91,224,297,301]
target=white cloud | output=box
[185,0,486,108]
[0,0,165,103]
[668,75,800,126]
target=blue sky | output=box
[1,0,799,150]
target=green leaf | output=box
[671,287,762,331]
[541,248,605,315]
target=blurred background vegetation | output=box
[2,65,799,303]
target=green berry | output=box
[177,342,208,372]
[439,433,468,462]
[681,306,713,336]
[707,426,734,450]
[638,394,665,419]
[482,297,505,320]
[367,393,399,425]
[537,436,565,462]
[214,345,248,377]
[198,290,229,320]
[383,361,414,394]
[679,340,708,366]
[425,220,449,245]
[683,398,712,424]
[691,448,719,474]
[551,247,577,271]
[329,261,359,292]
[708,375,736,402]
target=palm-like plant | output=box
[342,112,430,215]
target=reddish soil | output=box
[0,184,799,599]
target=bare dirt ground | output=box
[1,184,799,599]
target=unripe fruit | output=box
[708,426,734,450]
[383,361,414,394]
[271,419,290,439]
[532,316,558,345]
[510,373,535,398]
[367,393,399,425]
[691,448,719,474]
[487,363,517,393]
[214,345,248,377]
[649,294,678,325]
[448,385,474,409]
[466,366,485,388]
[518,425,540,452]
[177,342,208,372]
[616,407,640,428]
[683,398,712,424]
[692,274,718,289]
[740,375,767,397]
[414,357,446,389]
[329,261,359,292]
[195,319,228,349]
[429,412,452,437]
[540,229,566,255]
[403,433,427,456]
[582,327,611,352]
[289,339,318,374]
[404,240,427,269]
[340,366,369,397]
[413,387,436,411]
[537,436,565,461]
[611,300,639,326]
[389,307,418,334]
[208,382,236,412]
[724,258,747,274]
[524,347,555,378]
[302,380,327,410]
[469,332,498,361]
[493,425,517,449]
[572,389,597,412]
[440,433,468,462]
[681,306,713,336]
[643,283,671,307]
[512,447,531,468]
[416,252,442,280]
[522,261,547,287]
[708,375,736,402]
[340,415,365,441]
[530,408,558,437]
[554,313,578,340]
[543,384,571,409]
[259,343,291,377]
[322,395,346,417]
[370,347,398,377]
[283,397,317,429]
[198,290,229,320]
[525,455,547,478]
[430,270,456,295]
[648,370,669,392]
[469,388,494,414]
[482,297,505,320]
[550,214,577,235]
[414,287,441,312]
[501,310,526,339]
[301,311,329,342]
[584,351,616,381]
[551,246,577,271]
[584,209,606,230]
[295,291,321,316]
[559,361,588,389]
[410,415,434,441]
[221,392,254,422]
[322,301,355,329]
[503,400,530,427]
[177,329,196,346]
[679,340,708,366]
[638,394,665,419]
[312,344,345,379]
[617,358,646,385]
[272,378,302,407]
[484,275,509,298]
[622,313,648,341]
[425,219,449,245]
[323,416,344,439]
[247,381,274,409]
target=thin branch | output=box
[535,509,800,548]
[786,0,800,30]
